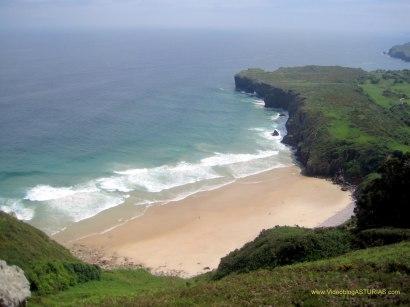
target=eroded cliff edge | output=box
[235,73,310,169]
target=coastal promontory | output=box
[235,66,410,183]
[388,42,410,62]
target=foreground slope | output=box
[32,242,410,306]
[0,212,100,294]
[235,66,410,182]
[0,212,75,268]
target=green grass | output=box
[28,232,410,307]
[34,242,409,306]
[0,211,76,267]
[213,226,353,279]
[360,77,410,109]
[0,212,100,294]
[30,269,185,306]
[360,83,393,108]
[127,242,410,306]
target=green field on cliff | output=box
[235,66,410,181]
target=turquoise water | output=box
[1,29,409,233]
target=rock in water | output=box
[272,130,279,136]
[0,260,31,307]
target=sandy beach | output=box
[54,165,352,277]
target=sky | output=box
[0,0,409,33]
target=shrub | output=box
[213,226,353,279]
[26,261,101,295]
[355,152,410,230]
[355,228,410,248]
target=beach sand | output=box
[54,165,353,277]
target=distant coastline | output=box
[387,42,410,62]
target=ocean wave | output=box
[84,150,280,196]
[260,130,281,140]
[0,198,34,220]
[271,114,280,120]
[17,115,289,225]
[248,127,265,132]
[23,183,127,222]
[25,184,99,201]
[19,148,283,224]
[252,99,265,108]
[106,162,222,193]
[200,150,278,167]
[44,192,127,222]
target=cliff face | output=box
[234,74,321,176]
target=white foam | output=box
[23,183,127,222]
[271,114,280,121]
[24,184,98,201]
[230,162,285,178]
[109,162,221,193]
[252,99,265,108]
[261,130,281,140]
[248,127,265,132]
[97,176,132,193]
[0,198,34,220]
[45,191,127,222]
[200,150,278,167]
[165,179,235,204]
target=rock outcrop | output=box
[0,260,31,307]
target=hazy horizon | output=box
[1,0,410,35]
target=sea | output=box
[1,29,409,234]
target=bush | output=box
[355,228,410,248]
[355,152,410,229]
[213,226,354,279]
[26,261,101,294]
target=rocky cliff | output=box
[234,73,329,178]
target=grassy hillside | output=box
[0,211,100,294]
[360,69,410,126]
[235,66,410,182]
[214,226,353,279]
[0,212,76,267]
[32,242,410,306]
[31,269,185,306]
